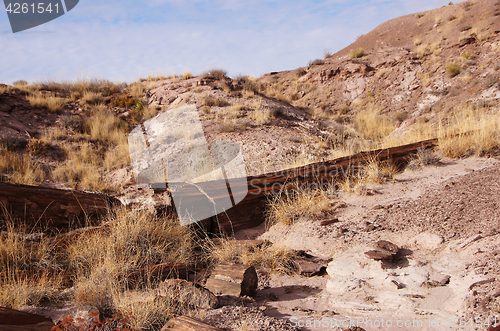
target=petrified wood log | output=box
[365,240,400,261]
[205,263,258,297]
[161,316,222,331]
[0,263,190,288]
[0,182,121,232]
[0,307,54,330]
[155,138,437,235]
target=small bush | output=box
[110,95,137,108]
[59,115,85,132]
[183,70,192,80]
[407,147,441,170]
[462,51,473,60]
[349,48,365,59]
[249,108,274,125]
[446,62,461,77]
[355,106,395,141]
[27,93,66,113]
[308,59,324,66]
[394,111,409,122]
[13,80,28,86]
[0,146,45,185]
[27,138,46,156]
[81,91,103,105]
[201,94,229,107]
[236,75,258,92]
[203,68,227,80]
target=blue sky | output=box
[0,0,452,85]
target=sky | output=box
[0,0,453,85]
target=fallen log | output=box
[0,263,190,288]
[161,316,222,331]
[155,138,437,235]
[205,263,258,297]
[0,182,122,232]
[0,307,54,330]
[125,263,191,286]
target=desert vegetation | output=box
[1,1,500,328]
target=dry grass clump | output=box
[206,239,297,275]
[438,108,500,157]
[27,138,46,156]
[182,71,192,80]
[87,105,127,145]
[0,145,45,185]
[236,75,258,92]
[407,147,442,170]
[68,208,193,319]
[354,106,395,141]
[203,68,227,80]
[52,105,129,190]
[446,62,461,77]
[201,94,230,107]
[0,84,10,94]
[349,48,365,59]
[0,206,196,327]
[0,213,62,308]
[80,91,103,105]
[52,142,107,190]
[130,83,145,99]
[27,92,67,113]
[362,157,400,184]
[249,108,274,125]
[308,59,324,66]
[267,183,334,225]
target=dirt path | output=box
[234,156,500,331]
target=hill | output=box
[1,0,500,330]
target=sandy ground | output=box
[229,156,500,331]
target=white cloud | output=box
[0,0,451,84]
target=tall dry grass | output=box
[0,145,45,185]
[249,108,274,125]
[266,183,335,225]
[437,107,500,157]
[354,106,395,141]
[68,208,194,325]
[27,92,67,113]
[0,206,197,328]
[206,239,297,275]
[0,210,62,308]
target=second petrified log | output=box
[205,263,258,297]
